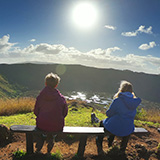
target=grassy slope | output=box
[0,104,106,128]
[0,75,17,98]
[1,103,159,129]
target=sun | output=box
[72,2,98,30]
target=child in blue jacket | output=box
[96,80,141,154]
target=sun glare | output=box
[72,2,98,30]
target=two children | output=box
[34,74,141,155]
[34,73,68,153]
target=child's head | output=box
[119,80,133,93]
[45,73,60,88]
[114,80,134,99]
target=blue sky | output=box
[0,0,160,74]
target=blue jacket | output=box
[103,92,141,137]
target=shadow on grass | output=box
[55,134,81,145]
[69,147,128,160]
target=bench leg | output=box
[77,135,87,157]
[26,133,33,154]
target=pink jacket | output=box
[34,86,68,132]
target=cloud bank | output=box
[0,35,160,75]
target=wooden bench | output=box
[10,125,148,157]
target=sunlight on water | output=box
[70,92,86,101]
[65,91,112,105]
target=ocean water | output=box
[64,91,113,105]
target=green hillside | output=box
[0,75,19,98]
[0,63,160,103]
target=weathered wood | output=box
[77,135,87,157]
[11,125,36,132]
[134,127,148,134]
[26,133,33,154]
[63,126,104,134]
[10,126,105,135]
[10,125,148,134]
[10,125,148,156]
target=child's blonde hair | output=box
[45,73,60,88]
[114,80,135,98]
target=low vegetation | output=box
[12,149,62,160]
[0,97,35,116]
[0,98,160,128]
[0,97,160,160]
[135,108,160,124]
[13,149,27,159]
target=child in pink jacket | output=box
[34,73,68,153]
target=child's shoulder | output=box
[112,97,123,104]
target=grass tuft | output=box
[0,97,35,116]
[50,150,62,160]
[135,108,160,123]
[13,149,26,159]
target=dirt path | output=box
[0,126,160,160]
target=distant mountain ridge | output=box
[0,63,160,103]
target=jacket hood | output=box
[119,92,141,110]
[40,86,62,101]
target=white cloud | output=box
[0,35,10,44]
[104,25,116,30]
[35,44,62,55]
[121,31,138,37]
[138,25,152,34]
[106,47,122,55]
[1,35,160,75]
[121,25,153,37]
[30,39,36,42]
[88,47,121,56]
[89,48,106,55]
[0,35,16,54]
[139,41,156,50]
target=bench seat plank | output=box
[10,125,105,135]
[134,127,148,133]
[10,125,148,134]
[10,125,104,134]
[10,125,36,132]
[63,126,104,134]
